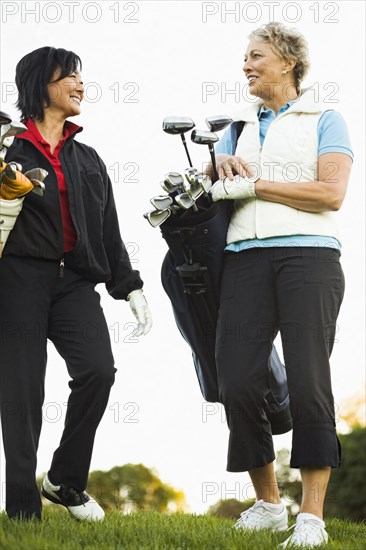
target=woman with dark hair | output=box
[0,46,152,521]
[208,22,353,547]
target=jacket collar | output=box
[17,118,83,145]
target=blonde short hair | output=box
[249,22,310,93]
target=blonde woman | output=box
[209,22,353,547]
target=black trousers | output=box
[0,256,116,519]
[216,247,344,472]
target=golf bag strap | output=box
[233,121,245,151]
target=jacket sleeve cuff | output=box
[105,270,143,301]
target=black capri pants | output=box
[215,246,344,472]
[0,255,116,519]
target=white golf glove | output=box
[127,289,153,337]
[210,175,257,202]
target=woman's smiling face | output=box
[46,68,84,118]
[243,39,288,100]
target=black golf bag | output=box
[160,197,293,435]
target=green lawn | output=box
[0,508,365,549]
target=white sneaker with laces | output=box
[234,499,288,532]
[279,513,329,548]
[42,474,105,521]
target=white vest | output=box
[227,89,340,244]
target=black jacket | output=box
[4,131,143,300]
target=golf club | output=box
[205,114,233,133]
[184,167,198,186]
[0,121,27,146]
[0,111,12,126]
[162,117,195,168]
[191,129,219,182]
[144,207,171,228]
[193,172,213,195]
[150,195,173,211]
[175,193,195,210]
[0,121,27,162]
[161,171,187,199]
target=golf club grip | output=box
[208,146,219,183]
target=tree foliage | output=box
[325,427,366,521]
[207,498,255,519]
[87,464,186,513]
[38,464,186,513]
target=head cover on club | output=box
[205,115,233,133]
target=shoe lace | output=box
[61,486,90,506]
[291,518,326,544]
[235,500,267,528]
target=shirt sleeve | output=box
[318,111,354,159]
[215,125,237,155]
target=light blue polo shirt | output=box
[215,103,353,252]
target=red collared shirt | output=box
[18,118,81,252]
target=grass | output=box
[0,508,365,549]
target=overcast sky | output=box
[0,0,365,513]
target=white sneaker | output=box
[41,474,105,521]
[234,499,288,532]
[279,513,329,548]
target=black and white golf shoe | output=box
[41,474,105,521]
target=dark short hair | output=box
[15,47,82,121]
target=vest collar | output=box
[232,88,325,123]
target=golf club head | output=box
[163,172,186,195]
[0,121,27,148]
[184,167,199,186]
[150,195,173,210]
[186,185,203,201]
[24,167,48,182]
[31,181,46,196]
[175,193,195,210]
[205,115,233,133]
[0,111,12,126]
[143,208,171,228]
[162,116,195,135]
[197,173,212,194]
[160,180,170,193]
[191,129,219,145]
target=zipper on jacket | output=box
[59,257,65,278]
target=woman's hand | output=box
[216,154,253,181]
